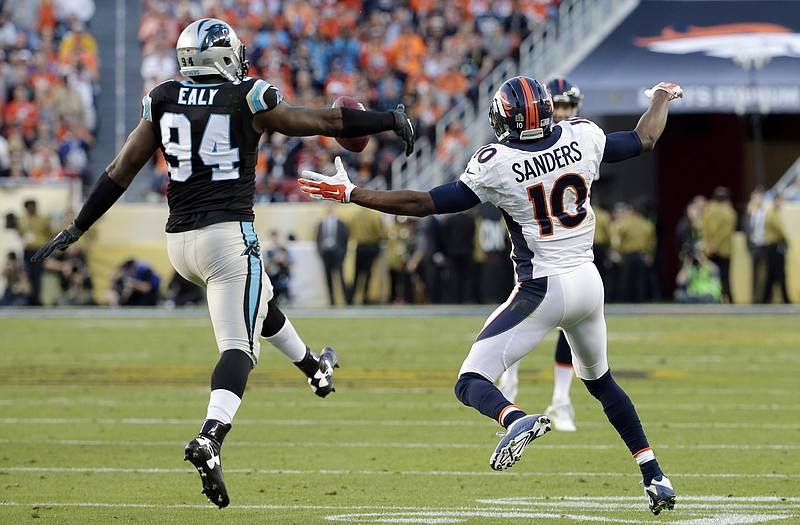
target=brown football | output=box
[332,96,369,152]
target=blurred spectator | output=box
[164,271,205,307]
[6,153,28,179]
[674,250,721,304]
[1,251,31,306]
[442,210,476,304]
[138,2,180,57]
[63,60,98,132]
[15,199,53,306]
[57,114,93,182]
[53,0,96,27]
[43,243,96,305]
[743,187,768,303]
[29,141,64,179]
[385,215,417,304]
[762,194,791,304]
[5,85,39,142]
[315,203,349,306]
[106,259,161,306]
[592,203,613,296]
[140,39,178,94]
[474,202,514,304]
[262,230,293,305]
[416,214,448,304]
[0,12,16,48]
[612,201,656,303]
[700,186,737,303]
[347,206,385,305]
[674,195,706,260]
[385,22,427,77]
[58,20,98,62]
[436,120,470,178]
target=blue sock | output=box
[455,372,525,426]
[640,459,663,486]
[582,370,650,455]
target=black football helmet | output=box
[489,76,554,142]
[546,76,583,110]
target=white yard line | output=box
[0,437,797,451]
[1,497,797,524]
[1,417,799,430]
[2,398,800,411]
[2,466,798,479]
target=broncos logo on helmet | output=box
[176,18,250,81]
[489,76,553,143]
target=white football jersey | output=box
[459,119,607,280]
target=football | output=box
[332,96,369,152]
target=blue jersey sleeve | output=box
[602,131,643,163]
[429,181,481,214]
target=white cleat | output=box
[545,402,576,432]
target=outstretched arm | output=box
[635,82,683,151]
[298,157,437,216]
[254,101,416,155]
[350,187,437,217]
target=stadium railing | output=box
[390,0,641,191]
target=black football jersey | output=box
[142,78,282,232]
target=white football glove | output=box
[645,82,683,101]
[299,156,356,203]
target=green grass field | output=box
[1,308,799,524]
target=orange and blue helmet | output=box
[546,76,583,109]
[489,76,553,143]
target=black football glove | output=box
[30,223,84,261]
[391,103,415,156]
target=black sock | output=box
[210,350,253,398]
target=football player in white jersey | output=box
[32,18,415,509]
[298,76,682,516]
[496,76,585,432]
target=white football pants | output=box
[460,261,608,382]
[167,221,273,364]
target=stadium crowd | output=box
[140,0,558,201]
[0,0,98,184]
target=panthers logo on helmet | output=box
[200,23,233,51]
[176,18,249,81]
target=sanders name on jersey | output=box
[512,141,583,183]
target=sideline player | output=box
[298,77,681,515]
[32,18,415,508]
[496,76,584,432]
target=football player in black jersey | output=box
[32,18,416,508]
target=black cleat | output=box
[296,346,339,398]
[184,420,231,508]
